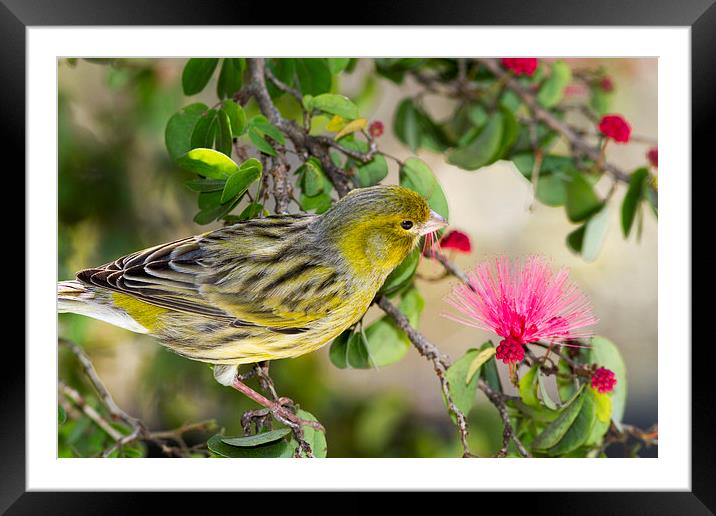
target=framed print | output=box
[6,0,709,511]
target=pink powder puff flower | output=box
[444,256,597,364]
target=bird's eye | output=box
[400,220,414,230]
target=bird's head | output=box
[315,185,447,276]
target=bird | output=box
[58,185,447,424]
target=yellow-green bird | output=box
[58,185,446,388]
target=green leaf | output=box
[394,99,420,152]
[248,128,277,156]
[327,58,351,74]
[216,58,245,99]
[298,158,325,196]
[177,148,238,179]
[207,434,293,458]
[495,107,519,159]
[357,154,389,187]
[347,330,372,369]
[221,158,262,203]
[588,336,627,425]
[519,365,540,408]
[443,348,481,420]
[329,330,351,369]
[58,405,67,425]
[537,60,572,108]
[363,287,424,367]
[378,248,419,297]
[538,372,559,410]
[566,224,585,254]
[479,341,503,393]
[557,358,577,402]
[591,87,612,116]
[221,428,291,447]
[185,178,226,192]
[193,198,239,225]
[311,94,359,120]
[465,346,496,384]
[447,111,504,171]
[622,168,649,237]
[182,58,219,96]
[399,158,449,219]
[532,385,585,451]
[295,409,327,458]
[546,388,597,455]
[221,100,247,137]
[536,174,568,207]
[250,116,285,145]
[215,110,233,156]
[190,109,218,150]
[165,103,208,160]
[581,205,609,262]
[295,58,332,96]
[566,174,603,222]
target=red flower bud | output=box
[647,147,658,168]
[439,230,472,253]
[599,76,614,93]
[496,338,525,364]
[598,114,632,143]
[369,121,384,138]
[591,367,617,394]
[500,58,538,77]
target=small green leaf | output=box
[193,198,239,225]
[295,59,332,96]
[538,373,559,410]
[557,358,577,402]
[237,202,265,221]
[622,168,649,237]
[215,110,233,156]
[295,409,327,458]
[182,58,219,96]
[221,100,247,137]
[519,365,540,408]
[58,405,67,425]
[546,388,597,455]
[465,346,496,384]
[357,155,389,187]
[581,205,609,262]
[566,174,603,222]
[532,385,585,451]
[185,178,226,192]
[536,174,568,207]
[394,99,420,152]
[399,158,449,220]
[478,341,503,394]
[443,348,481,420]
[537,60,572,108]
[566,224,586,254]
[329,330,351,369]
[165,103,209,160]
[190,110,218,150]
[216,58,245,99]
[221,428,291,447]
[248,128,277,156]
[347,331,372,369]
[250,116,285,145]
[177,148,239,179]
[207,434,293,458]
[221,158,262,203]
[299,158,325,196]
[312,94,359,120]
[447,111,505,171]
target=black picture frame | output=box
[7,0,708,512]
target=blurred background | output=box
[58,58,657,458]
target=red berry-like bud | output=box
[591,367,617,394]
[500,58,538,77]
[600,76,614,93]
[495,338,525,364]
[598,114,632,143]
[369,121,384,138]
[647,147,658,168]
[440,230,472,253]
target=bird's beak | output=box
[420,210,448,235]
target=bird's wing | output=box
[77,214,342,330]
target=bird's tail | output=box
[58,280,93,313]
